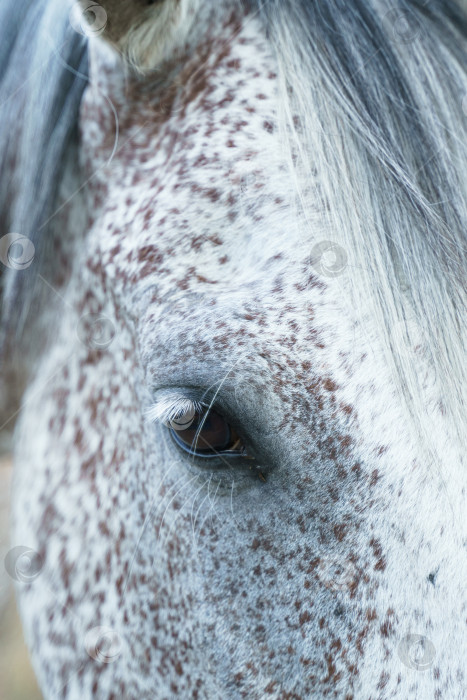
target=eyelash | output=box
[145,394,203,427]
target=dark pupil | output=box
[174,409,232,453]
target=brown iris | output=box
[170,406,244,458]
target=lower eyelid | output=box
[170,427,247,459]
[166,426,266,490]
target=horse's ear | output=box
[78,0,188,70]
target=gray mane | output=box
[254,0,467,449]
[0,0,88,344]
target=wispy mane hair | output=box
[0,0,88,342]
[254,0,467,452]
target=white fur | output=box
[10,1,467,698]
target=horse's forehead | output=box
[80,15,311,296]
[79,19,370,445]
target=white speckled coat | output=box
[9,1,467,698]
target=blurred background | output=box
[0,448,42,699]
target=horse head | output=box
[2,0,466,697]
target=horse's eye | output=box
[169,405,246,459]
